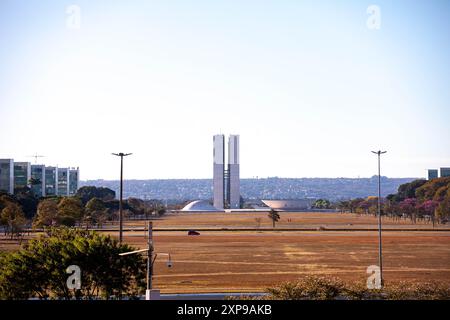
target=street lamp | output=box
[371,150,387,287]
[112,152,132,243]
[119,221,172,300]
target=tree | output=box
[0,203,27,240]
[396,179,428,202]
[268,209,280,228]
[415,177,450,202]
[76,186,116,205]
[418,200,439,227]
[57,197,84,227]
[433,185,450,202]
[436,199,450,224]
[13,187,39,219]
[312,199,331,209]
[383,199,400,221]
[155,206,167,217]
[337,200,350,213]
[348,198,365,213]
[0,193,17,212]
[0,227,146,300]
[127,198,145,216]
[33,198,59,228]
[356,199,370,215]
[85,198,109,228]
[399,198,418,223]
[145,199,166,217]
[365,196,380,216]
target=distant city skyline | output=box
[79,177,419,202]
[1,1,449,180]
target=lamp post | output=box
[112,152,132,243]
[371,150,386,287]
[119,221,172,300]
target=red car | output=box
[188,230,200,236]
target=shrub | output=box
[263,276,450,300]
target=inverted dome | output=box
[262,199,312,210]
[181,200,221,211]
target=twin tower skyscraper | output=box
[213,134,240,210]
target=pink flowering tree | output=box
[399,198,418,223]
[418,200,439,227]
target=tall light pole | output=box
[119,221,172,300]
[112,152,132,243]
[371,150,386,287]
[119,222,153,300]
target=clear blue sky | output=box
[1,0,449,180]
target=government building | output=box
[0,158,79,197]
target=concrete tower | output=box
[213,134,241,210]
[213,135,225,209]
[228,135,240,209]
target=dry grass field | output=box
[119,212,450,293]
[1,212,449,294]
[124,211,449,230]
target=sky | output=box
[0,0,449,180]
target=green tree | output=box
[13,187,39,219]
[0,193,17,212]
[268,209,280,228]
[76,186,116,205]
[57,197,84,227]
[0,203,27,240]
[396,179,428,201]
[337,200,350,213]
[435,193,450,224]
[85,197,109,228]
[415,177,450,202]
[348,198,365,213]
[155,206,167,217]
[127,198,145,216]
[312,199,331,209]
[33,198,59,228]
[0,227,146,300]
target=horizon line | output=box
[80,176,423,182]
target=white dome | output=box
[181,200,220,211]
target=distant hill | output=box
[80,177,418,203]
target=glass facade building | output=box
[31,165,46,197]
[0,159,14,194]
[428,169,438,180]
[57,168,69,196]
[69,168,79,196]
[441,168,450,178]
[0,159,79,196]
[13,162,31,190]
[45,166,58,196]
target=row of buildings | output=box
[427,167,450,180]
[0,159,79,197]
